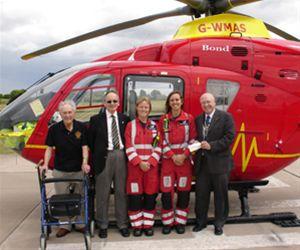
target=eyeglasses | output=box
[106,100,118,104]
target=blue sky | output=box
[0,0,299,94]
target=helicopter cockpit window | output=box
[206,79,239,111]
[124,75,184,119]
[64,74,115,122]
[0,71,75,153]
[0,72,73,131]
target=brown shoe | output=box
[56,228,70,238]
[75,227,86,234]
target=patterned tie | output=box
[111,115,120,149]
[205,115,211,126]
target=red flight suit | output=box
[125,118,161,229]
[159,111,196,227]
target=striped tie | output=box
[111,115,120,149]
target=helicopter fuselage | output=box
[3,35,294,181]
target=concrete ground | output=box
[0,154,299,250]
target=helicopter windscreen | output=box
[0,61,110,152]
[0,70,75,152]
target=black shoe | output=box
[192,224,207,232]
[144,228,154,236]
[98,228,107,238]
[175,224,185,234]
[162,226,172,235]
[119,228,130,237]
[133,228,143,237]
[214,226,223,236]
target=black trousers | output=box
[194,169,229,228]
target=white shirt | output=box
[106,109,124,150]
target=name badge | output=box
[75,131,81,139]
[163,176,172,188]
[179,177,187,188]
[131,183,139,193]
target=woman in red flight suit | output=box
[159,91,196,235]
[125,96,161,237]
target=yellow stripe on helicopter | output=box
[173,13,270,40]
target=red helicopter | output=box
[0,0,299,195]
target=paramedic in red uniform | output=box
[125,97,161,237]
[159,91,196,235]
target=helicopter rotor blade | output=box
[175,0,261,14]
[227,11,299,41]
[263,22,299,42]
[21,6,193,60]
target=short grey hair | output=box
[58,100,76,112]
[105,89,119,97]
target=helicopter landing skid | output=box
[225,180,299,227]
[98,179,299,228]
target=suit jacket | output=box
[194,109,235,174]
[88,110,130,175]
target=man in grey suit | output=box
[88,90,130,238]
[193,93,235,235]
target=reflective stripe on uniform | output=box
[131,119,137,146]
[152,153,160,161]
[162,218,174,225]
[131,220,143,227]
[135,144,153,149]
[144,220,155,226]
[163,146,172,153]
[143,212,155,219]
[129,212,143,220]
[170,143,188,149]
[126,147,135,153]
[154,147,162,153]
[128,152,139,161]
[140,155,150,160]
[184,120,189,145]
[162,211,174,218]
[175,209,188,217]
[175,217,187,224]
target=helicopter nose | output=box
[0,102,37,154]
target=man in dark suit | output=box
[88,90,130,238]
[193,93,235,235]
